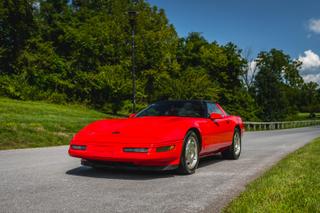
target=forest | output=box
[1,0,320,121]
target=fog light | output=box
[123,148,148,153]
[71,145,86,150]
[156,145,175,152]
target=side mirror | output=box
[129,113,136,118]
[209,113,223,120]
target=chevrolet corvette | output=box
[69,100,244,174]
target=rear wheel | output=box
[178,131,200,174]
[222,128,241,159]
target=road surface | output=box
[1,127,319,213]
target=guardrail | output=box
[244,120,320,131]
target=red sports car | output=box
[69,100,244,174]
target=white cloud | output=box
[298,50,320,84]
[298,50,320,74]
[308,19,320,34]
[302,74,320,84]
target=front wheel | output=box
[178,131,200,174]
[221,128,241,160]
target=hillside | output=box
[0,98,108,150]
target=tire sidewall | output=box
[180,131,200,174]
[232,129,241,159]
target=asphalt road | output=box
[1,127,320,213]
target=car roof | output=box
[155,100,215,105]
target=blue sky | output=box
[147,0,320,84]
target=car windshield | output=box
[136,101,206,118]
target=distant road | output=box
[1,127,319,213]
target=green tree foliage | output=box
[254,49,303,121]
[299,82,320,116]
[177,33,252,118]
[0,0,318,120]
[164,67,220,101]
[0,0,36,74]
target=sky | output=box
[147,0,320,84]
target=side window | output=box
[214,104,223,115]
[207,103,215,116]
[207,103,223,117]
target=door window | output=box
[207,103,223,117]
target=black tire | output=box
[178,130,200,174]
[221,128,241,160]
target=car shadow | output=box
[198,153,224,169]
[66,166,176,180]
[66,154,224,180]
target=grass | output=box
[224,137,320,213]
[0,97,109,150]
[293,112,320,121]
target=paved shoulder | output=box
[0,127,319,213]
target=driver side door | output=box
[205,102,232,152]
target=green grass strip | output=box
[224,137,320,213]
[0,97,108,150]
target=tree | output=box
[0,0,36,74]
[253,49,303,121]
[300,82,320,116]
[178,32,209,69]
[164,67,220,101]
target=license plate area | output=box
[89,145,114,156]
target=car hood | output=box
[72,116,195,144]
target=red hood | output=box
[72,116,196,144]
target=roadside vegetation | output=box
[295,112,320,120]
[224,137,320,212]
[1,0,320,121]
[0,97,107,150]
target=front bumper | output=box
[68,140,183,167]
